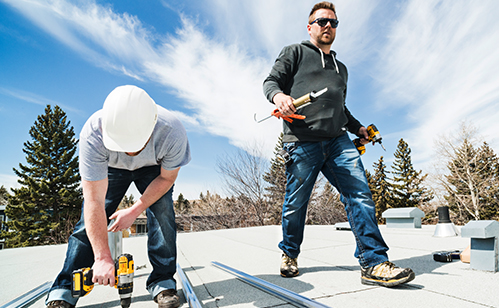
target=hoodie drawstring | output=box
[319,48,326,69]
[331,53,339,74]
[319,48,339,73]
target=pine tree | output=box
[390,139,432,208]
[118,194,135,210]
[1,105,81,247]
[262,133,286,224]
[175,193,190,214]
[369,156,392,223]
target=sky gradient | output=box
[1,0,499,200]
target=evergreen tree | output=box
[175,193,190,214]
[390,139,433,208]
[1,105,81,247]
[118,194,135,210]
[368,156,392,223]
[262,133,286,224]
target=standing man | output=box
[263,2,415,287]
[46,85,191,307]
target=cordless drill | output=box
[115,253,134,308]
[72,253,134,308]
[353,124,386,155]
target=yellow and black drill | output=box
[72,253,134,308]
[353,124,386,155]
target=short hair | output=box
[308,1,336,24]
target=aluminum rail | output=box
[211,261,331,308]
[0,281,52,308]
[176,264,202,308]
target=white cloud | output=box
[375,0,499,166]
[0,173,20,191]
[2,0,284,156]
[144,16,283,155]
[201,0,379,64]
[3,0,157,77]
[1,0,383,158]
[6,0,498,170]
[0,87,82,113]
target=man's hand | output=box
[108,207,137,232]
[92,257,115,287]
[108,167,180,234]
[273,93,296,116]
[357,126,370,145]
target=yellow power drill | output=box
[71,253,134,308]
[353,124,386,155]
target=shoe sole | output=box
[280,270,299,278]
[361,271,415,287]
[158,302,180,308]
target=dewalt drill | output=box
[353,124,386,155]
[115,253,134,308]
[72,253,134,308]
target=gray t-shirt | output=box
[79,105,191,181]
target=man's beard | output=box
[317,32,334,45]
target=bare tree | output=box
[307,178,347,225]
[434,122,499,222]
[216,145,271,225]
[176,191,259,232]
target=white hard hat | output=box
[102,85,158,152]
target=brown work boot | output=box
[361,261,415,287]
[280,253,299,277]
[46,300,75,308]
[154,289,180,308]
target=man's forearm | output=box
[82,178,113,262]
[84,201,113,261]
[129,167,180,217]
[131,178,173,215]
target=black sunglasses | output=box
[310,17,339,28]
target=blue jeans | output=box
[279,133,389,268]
[46,165,177,305]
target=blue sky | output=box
[1,0,499,200]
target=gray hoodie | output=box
[263,40,362,143]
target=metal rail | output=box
[0,281,52,308]
[176,263,203,308]
[211,261,331,308]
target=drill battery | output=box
[71,267,94,297]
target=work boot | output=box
[154,289,180,308]
[361,261,415,287]
[46,300,75,308]
[280,253,299,277]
